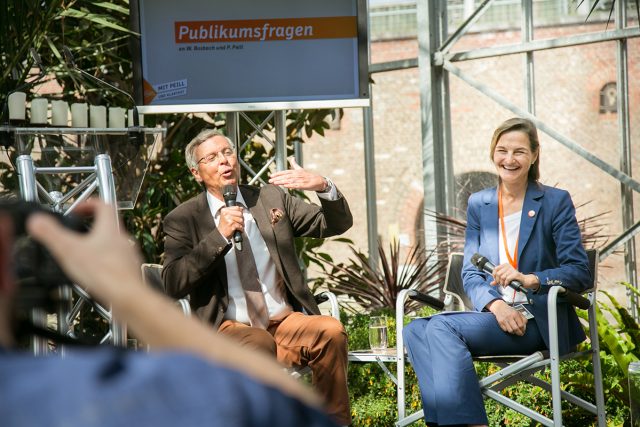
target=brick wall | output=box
[302,22,640,302]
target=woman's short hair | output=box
[489,117,540,182]
[184,129,233,169]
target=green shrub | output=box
[351,393,403,427]
[345,307,434,427]
[344,308,630,426]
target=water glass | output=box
[368,316,388,352]
[630,361,640,426]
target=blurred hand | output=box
[268,158,326,192]
[26,199,141,302]
[26,200,324,410]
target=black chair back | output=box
[585,248,599,293]
[444,249,598,311]
[141,263,164,292]
[443,253,473,311]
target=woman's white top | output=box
[498,210,528,304]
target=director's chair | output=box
[141,263,191,316]
[397,251,606,427]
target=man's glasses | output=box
[197,148,235,165]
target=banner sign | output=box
[132,0,369,112]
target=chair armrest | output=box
[546,285,591,310]
[314,290,340,320]
[176,298,191,316]
[395,290,444,358]
[546,285,590,362]
[407,290,445,310]
[314,292,329,304]
[394,289,445,373]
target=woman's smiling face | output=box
[492,130,538,186]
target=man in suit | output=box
[162,128,353,425]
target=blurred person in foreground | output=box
[162,129,353,425]
[403,118,591,426]
[0,199,338,427]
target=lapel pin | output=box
[528,210,536,218]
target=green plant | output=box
[344,308,436,427]
[1,0,135,112]
[318,239,448,314]
[478,359,610,426]
[579,0,640,27]
[344,307,632,426]
[566,282,640,425]
[593,288,640,374]
[461,284,640,426]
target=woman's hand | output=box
[491,262,540,291]
[486,299,528,336]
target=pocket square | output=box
[270,208,284,225]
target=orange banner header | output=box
[175,16,357,44]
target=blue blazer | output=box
[462,182,591,355]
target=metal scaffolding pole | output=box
[615,1,638,317]
[16,154,48,354]
[522,0,536,114]
[275,110,287,172]
[363,0,379,269]
[95,153,126,347]
[447,27,640,62]
[226,111,240,148]
[363,103,379,268]
[9,127,163,352]
[418,0,454,252]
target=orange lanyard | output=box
[498,186,519,270]
[498,187,519,299]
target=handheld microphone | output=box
[1,49,49,148]
[222,185,243,251]
[470,253,531,300]
[62,45,144,147]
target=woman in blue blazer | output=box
[403,118,591,427]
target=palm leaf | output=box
[60,8,134,34]
[579,0,640,28]
[322,239,448,313]
[92,2,130,16]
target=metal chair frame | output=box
[396,250,606,427]
[141,263,191,316]
[347,289,444,426]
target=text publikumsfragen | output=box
[175,16,357,43]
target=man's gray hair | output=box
[184,129,234,169]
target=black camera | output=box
[0,198,88,312]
